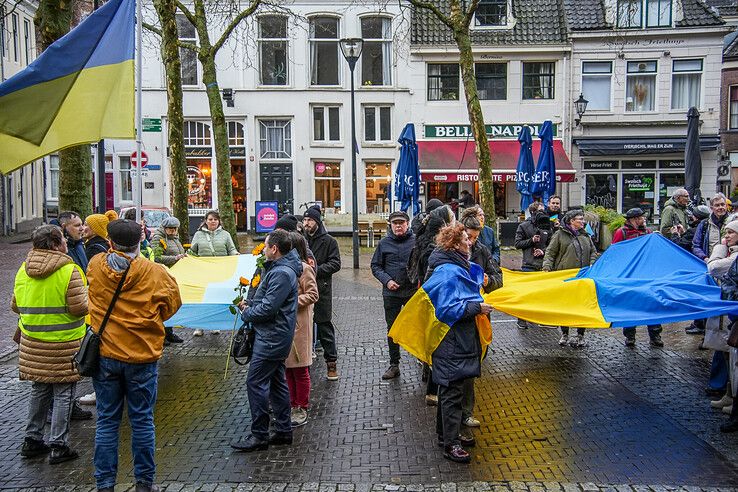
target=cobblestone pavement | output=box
[1,251,738,490]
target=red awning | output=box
[418,139,575,183]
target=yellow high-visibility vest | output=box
[14,262,87,342]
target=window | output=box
[259,120,292,159]
[0,6,6,59]
[617,0,642,28]
[581,61,612,111]
[314,161,341,212]
[585,173,618,209]
[364,106,392,142]
[427,63,459,101]
[259,16,288,86]
[475,0,507,27]
[730,86,738,130]
[626,61,657,112]
[361,17,392,86]
[658,173,684,212]
[522,62,555,100]
[23,19,31,65]
[312,106,340,142]
[365,162,391,213]
[12,14,18,62]
[671,59,702,110]
[228,121,245,146]
[176,14,198,86]
[183,121,211,146]
[622,173,655,218]
[475,63,506,100]
[309,17,339,86]
[119,156,133,202]
[646,0,671,27]
[48,155,59,200]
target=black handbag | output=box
[73,264,131,377]
[231,322,255,365]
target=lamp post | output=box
[574,93,589,127]
[340,37,363,269]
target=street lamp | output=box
[574,93,589,126]
[340,37,363,269]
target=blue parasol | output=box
[394,123,420,215]
[531,120,556,204]
[515,125,535,211]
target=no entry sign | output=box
[131,151,149,168]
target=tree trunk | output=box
[454,28,496,223]
[154,0,190,242]
[36,0,93,217]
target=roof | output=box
[563,0,724,31]
[410,0,568,46]
[705,0,738,17]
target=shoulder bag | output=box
[231,322,255,365]
[73,263,131,377]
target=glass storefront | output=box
[365,162,391,213]
[314,161,341,213]
[187,159,213,211]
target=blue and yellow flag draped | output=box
[0,0,135,173]
[166,254,258,330]
[389,262,492,365]
[486,233,738,328]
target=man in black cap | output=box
[611,208,663,347]
[302,206,341,380]
[371,211,417,380]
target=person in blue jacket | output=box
[231,229,302,452]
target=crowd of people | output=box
[10,189,738,488]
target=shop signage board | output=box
[622,160,657,170]
[623,175,655,192]
[185,147,213,158]
[142,118,162,132]
[424,123,558,139]
[420,172,574,183]
[659,160,685,169]
[255,201,279,233]
[584,161,619,170]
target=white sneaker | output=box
[78,392,96,405]
[571,335,586,348]
[463,416,481,427]
[193,329,204,336]
[723,404,734,415]
[558,335,569,346]
[211,330,221,335]
[710,395,733,409]
[291,407,308,427]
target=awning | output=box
[574,136,721,156]
[418,139,575,183]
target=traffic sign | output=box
[131,151,148,168]
[142,118,162,132]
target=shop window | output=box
[427,63,459,101]
[176,14,198,86]
[622,173,655,218]
[314,161,341,212]
[585,174,618,210]
[582,61,612,111]
[731,86,738,130]
[312,106,340,142]
[671,59,702,110]
[48,155,59,200]
[259,15,288,86]
[309,17,339,86]
[187,160,212,211]
[474,0,507,27]
[119,156,133,202]
[259,119,292,159]
[361,17,392,86]
[475,63,506,100]
[364,105,392,142]
[365,162,391,213]
[184,121,211,146]
[658,173,684,212]
[626,61,657,112]
[522,62,554,100]
[232,159,247,230]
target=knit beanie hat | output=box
[426,198,443,213]
[725,220,738,234]
[303,205,322,224]
[275,214,299,231]
[86,210,118,239]
[108,219,142,247]
[161,216,180,228]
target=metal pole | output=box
[94,0,105,213]
[135,0,143,223]
[349,65,359,269]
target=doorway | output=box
[260,163,293,215]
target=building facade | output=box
[0,0,44,235]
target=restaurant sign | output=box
[420,172,574,183]
[424,124,558,139]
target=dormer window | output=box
[617,0,671,29]
[475,0,507,27]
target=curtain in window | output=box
[310,41,319,86]
[382,19,392,85]
[626,75,655,111]
[582,76,611,110]
[671,74,700,109]
[731,88,738,129]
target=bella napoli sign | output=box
[424,123,557,139]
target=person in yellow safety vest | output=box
[12,225,88,465]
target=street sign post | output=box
[142,118,162,132]
[131,150,149,168]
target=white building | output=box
[0,0,44,235]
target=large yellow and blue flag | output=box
[389,262,492,365]
[0,0,135,173]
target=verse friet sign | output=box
[424,124,558,139]
[142,118,162,132]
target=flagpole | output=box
[135,0,143,223]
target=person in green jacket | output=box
[542,209,598,348]
[659,188,690,238]
[152,216,187,267]
[188,210,238,336]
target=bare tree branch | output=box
[1,0,22,20]
[463,0,480,28]
[173,0,197,28]
[212,0,261,55]
[405,0,453,30]
[143,21,162,36]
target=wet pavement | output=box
[0,248,737,489]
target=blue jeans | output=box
[247,357,291,441]
[623,324,662,340]
[93,356,158,489]
[709,350,729,391]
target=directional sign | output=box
[131,151,148,168]
[142,118,162,132]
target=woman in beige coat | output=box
[286,232,319,427]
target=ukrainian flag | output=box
[0,0,134,173]
[389,261,492,365]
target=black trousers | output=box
[435,379,465,447]
[316,321,338,362]
[383,295,412,366]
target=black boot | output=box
[165,326,184,344]
[20,437,50,458]
[49,444,79,464]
